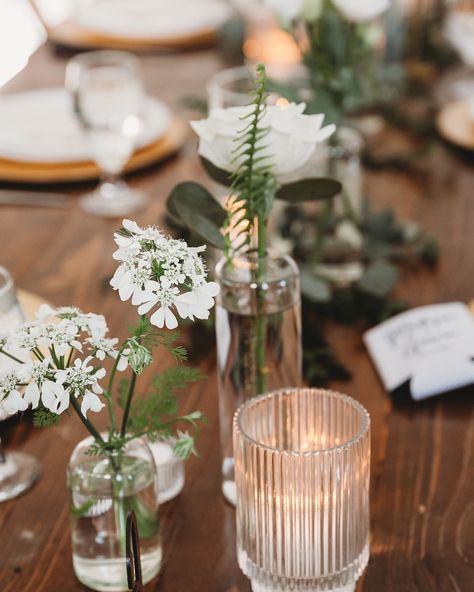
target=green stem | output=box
[105,345,128,436]
[255,216,268,395]
[120,370,137,437]
[69,395,105,445]
[0,349,24,365]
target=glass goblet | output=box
[66,50,147,217]
[0,266,41,502]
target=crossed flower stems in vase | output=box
[0,219,219,457]
[168,64,341,396]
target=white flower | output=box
[191,102,335,184]
[263,0,304,22]
[86,336,119,361]
[111,220,219,330]
[332,0,390,23]
[55,357,105,417]
[263,0,322,23]
[174,282,220,322]
[0,370,27,416]
[444,11,474,66]
[81,392,105,418]
[41,380,69,415]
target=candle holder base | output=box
[251,582,356,592]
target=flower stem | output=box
[0,349,24,365]
[69,395,105,445]
[120,370,137,437]
[105,345,128,435]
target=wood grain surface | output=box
[0,46,473,592]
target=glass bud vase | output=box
[68,435,162,592]
[215,250,302,506]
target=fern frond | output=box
[224,64,277,258]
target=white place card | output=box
[363,302,474,400]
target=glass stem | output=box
[0,440,6,464]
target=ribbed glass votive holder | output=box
[234,388,370,592]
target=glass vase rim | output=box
[234,387,370,456]
[216,249,299,280]
[72,432,150,456]
[67,49,141,70]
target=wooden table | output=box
[0,45,473,592]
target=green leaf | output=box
[276,178,342,203]
[358,261,399,297]
[300,268,331,303]
[200,157,233,187]
[167,182,226,249]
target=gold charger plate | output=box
[0,117,188,184]
[48,21,217,51]
[436,99,474,150]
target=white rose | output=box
[191,102,335,184]
[444,11,474,66]
[332,0,390,22]
[263,0,322,23]
[263,0,304,23]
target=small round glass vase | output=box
[68,435,162,592]
[215,250,302,506]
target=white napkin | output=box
[364,302,474,400]
[75,0,231,39]
[0,88,171,163]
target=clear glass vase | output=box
[234,388,371,592]
[215,250,302,505]
[68,435,162,592]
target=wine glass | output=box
[0,266,41,502]
[66,50,148,217]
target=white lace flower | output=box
[37,305,107,340]
[43,320,82,356]
[111,220,219,329]
[0,370,27,416]
[86,336,119,361]
[41,380,69,415]
[332,0,389,23]
[19,358,53,409]
[55,357,106,417]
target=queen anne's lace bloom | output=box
[0,307,119,418]
[110,219,219,329]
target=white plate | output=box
[74,0,230,39]
[0,87,171,163]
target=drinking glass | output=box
[0,266,41,502]
[66,50,147,217]
[234,387,370,592]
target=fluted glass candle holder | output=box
[234,388,370,592]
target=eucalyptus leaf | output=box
[200,157,233,187]
[300,268,331,303]
[276,178,342,203]
[358,261,399,297]
[167,182,226,249]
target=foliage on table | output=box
[263,0,392,123]
[0,219,220,457]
